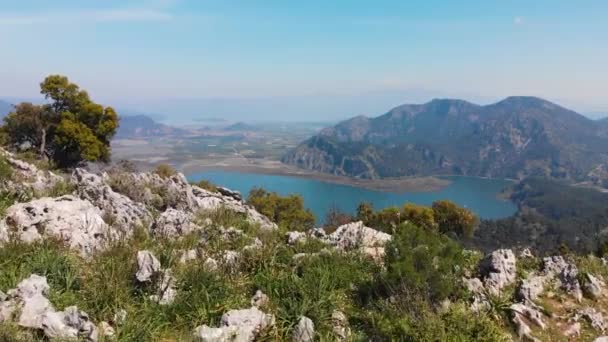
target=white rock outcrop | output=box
[0,196,111,256]
[153,208,198,237]
[479,249,517,295]
[0,275,99,341]
[292,316,315,342]
[193,306,275,342]
[72,168,152,229]
[135,250,161,283]
[0,148,63,192]
[326,221,391,259]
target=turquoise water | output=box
[188,171,517,222]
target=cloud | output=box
[0,4,174,25]
[513,16,525,25]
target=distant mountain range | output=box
[223,122,260,132]
[116,115,188,138]
[283,96,608,187]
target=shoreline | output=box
[178,160,452,193]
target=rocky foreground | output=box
[1,149,608,341]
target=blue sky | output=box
[0,0,607,121]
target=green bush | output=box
[384,223,466,302]
[247,187,315,231]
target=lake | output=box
[188,171,517,222]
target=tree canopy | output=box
[1,75,119,167]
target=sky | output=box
[0,0,607,122]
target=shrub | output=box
[153,163,176,178]
[402,203,437,231]
[247,187,315,231]
[432,200,478,238]
[384,223,466,302]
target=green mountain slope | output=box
[283,97,608,186]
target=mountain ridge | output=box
[283,96,608,186]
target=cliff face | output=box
[283,97,608,186]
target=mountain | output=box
[0,100,14,119]
[116,115,188,138]
[223,122,260,132]
[283,96,608,186]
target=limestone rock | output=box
[193,325,238,341]
[331,310,350,341]
[292,316,315,342]
[154,208,197,237]
[193,306,275,341]
[203,257,219,272]
[0,275,99,341]
[583,273,605,299]
[251,290,269,308]
[511,303,546,329]
[286,231,307,245]
[0,148,63,191]
[0,196,111,256]
[113,309,127,326]
[135,250,161,283]
[518,275,550,302]
[220,307,275,341]
[479,249,517,295]
[519,248,534,258]
[99,321,115,337]
[579,308,607,332]
[150,269,177,305]
[179,249,198,264]
[217,187,242,201]
[326,221,391,259]
[72,168,152,229]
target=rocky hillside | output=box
[283,97,608,187]
[2,149,608,341]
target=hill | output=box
[116,115,188,138]
[283,96,608,187]
[471,178,608,254]
[223,122,260,131]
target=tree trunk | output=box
[40,128,47,160]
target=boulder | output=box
[510,302,546,330]
[479,249,517,295]
[72,168,152,229]
[135,250,161,283]
[292,316,315,342]
[0,196,111,256]
[583,273,605,299]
